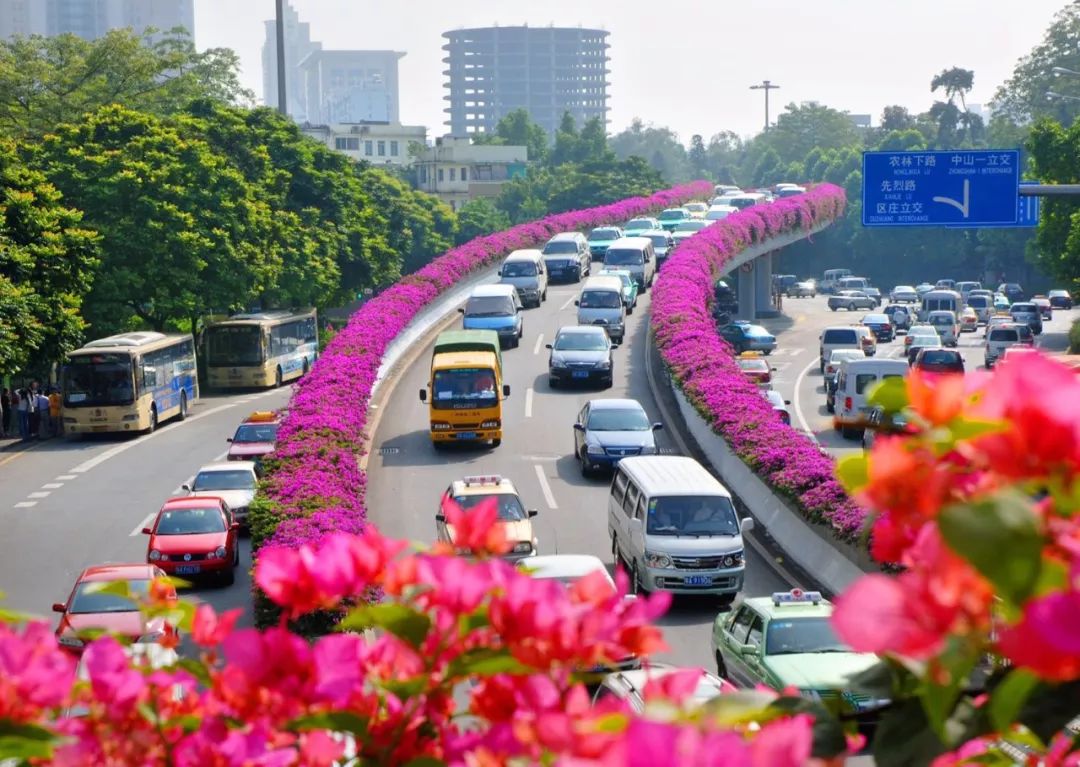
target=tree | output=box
[931,67,975,113]
[1027,118,1080,287]
[688,134,708,178]
[880,105,916,132]
[0,139,99,375]
[994,3,1080,127]
[931,67,976,144]
[705,131,745,185]
[473,108,548,165]
[454,198,510,245]
[0,29,250,138]
[359,168,455,276]
[549,112,581,167]
[609,119,692,182]
[751,147,783,187]
[755,101,860,166]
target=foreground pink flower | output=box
[0,619,75,722]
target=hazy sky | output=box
[195,0,1069,142]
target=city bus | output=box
[203,310,318,389]
[62,332,198,435]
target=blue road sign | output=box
[862,149,1020,228]
[945,181,1040,229]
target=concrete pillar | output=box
[736,266,756,321]
[754,251,778,318]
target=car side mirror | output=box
[141,527,152,535]
[502,384,510,398]
[457,307,465,314]
[180,483,191,491]
[435,513,446,523]
[419,389,427,403]
[527,509,538,518]
[226,437,233,443]
[231,522,240,531]
[573,423,585,432]
[652,422,663,431]
[784,400,791,405]
[574,299,579,306]
[52,602,66,613]
[740,517,755,533]
[545,343,553,349]
[611,343,620,350]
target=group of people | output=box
[0,383,62,441]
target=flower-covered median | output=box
[648,184,869,541]
[249,181,713,631]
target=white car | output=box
[522,554,615,590]
[704,205,738,222]
[183,461,258,526]
[889,285,919,303]
[592,664,733,712]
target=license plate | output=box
[685,575,711,586]
[572,371,589,379]
[175,565,201,575]
[92,426,108,432]
[456,432,477,440]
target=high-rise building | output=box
[0,0,194,42]
[442,25,610,136]
[261,0,320,120]
[298,49,405,125]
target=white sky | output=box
[195,0,1069,141]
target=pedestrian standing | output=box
[15,388,28,440]
[48,388,62,437]
[0,387,8,437]
[26,383,40,439]
[36,390,50,438]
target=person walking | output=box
[15,388,28,440]
[36,389,50,438]
[26,383,40,439]
[0,387,8,437]
[48,387,62,437]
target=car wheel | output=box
[847,302,856,311]
[234,546,240,566]
[626,304,633,316]
[830,306,837,312]
[715,651,729,679]
[826,399,834,414]
[612,534,620,565]
[549,376,558,389]
[580,449,591,477]
[222,566,235,587]
[492,438,502,448]
[178,392,188,421]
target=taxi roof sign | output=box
[772,588,823,606]
[462,475,504,487]
[737,350,764,358]
[245,411,278,423]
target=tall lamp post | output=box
[275,0,287,115]
[749,80,780,132]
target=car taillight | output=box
[845,397,853,411]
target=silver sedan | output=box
[827,290,877,312]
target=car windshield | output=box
[233,423,278,443]
[829,351,863,364]
[644,233,670,247]
[745,325,771,338]
[579,290,622,309]
[589,228,620,241]
[625,219,652,229]
[884,305,908,315]
[554,332,608,351]
[543,241,580,255]
[894,286,915,292]
[1050,290,1069,298]
[863,314,888,324]
[989,329,1020,342]
[69,578,152,614]
[659,210,686,220]
[155,508,226,535]
[919,351,961,366]
[191,470,255,491]
[822,330,858,344]
[587,407,650,431]
[604,249,643,266]
[452,492,526,521]
[914,336,943,348]
[765,617,851,655]
[646,495,739,536]
[601,272,633,290]
[502,261,536,277]
[675,221,708,232]
[967,297,989,307]
[465,296,514,316]
[1012,304,1036,312]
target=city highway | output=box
[0,386,291,623]
[365,280,791,671]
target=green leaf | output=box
[84,580,131,598]
[287,711,370,738]
[917,641,980,741]
[0,721,57,761]
[338,604,431,650]
[946,417,1006,442]
[867,376,909,412]
[177,657,212,687]
[446,648,531,679]
[836,453,870,493]
[988,669,1041,732]
[938,492,1043,606]
[766,695,848,758]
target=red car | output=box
[143,497,240,585]
[53,564,176,655]
[227,411,280,470]
[736,352,773,387]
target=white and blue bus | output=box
[203,309,318,389]
[62,332,198,435]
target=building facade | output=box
[261,0,321,120]
[301,122,426,167]
[415,137,528,211]
[442,25,610,136]
[0,0,194,41]
[298,49,405,126]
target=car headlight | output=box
[722,551,744,568]
[512,542,533,554]
[212,546,227,560]
[121,414,139,421]
[137,631,164,643]
[645,551,673,569]
[596,359,611,369]
[640,445,657,455]
[57,634,84,649]
[587,444,605,456]
[480,420,500,429]
[551,357,567,369]
[148,550,162,561]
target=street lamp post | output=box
[275,0,287,115]
[1052,66,1080,78]
[749,80,781,132]
[1046,91,1080,103]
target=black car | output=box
[913,348,965,374]
[997,282,1025,304]
[1048,289,1073,309]
[860,313,894,343]
[547,325,616,388]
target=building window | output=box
[334,137,360,151]
[420,166,427,183]
[377,140,386,156]
[461,167,468,181]
[390,141,399,157]
[438,168,444,182]
[364,140,373,156]
[449,168,456,182]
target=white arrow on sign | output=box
[932,179,970,219]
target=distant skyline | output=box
[195,0,1069,142]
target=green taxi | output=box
[657,207,691,232]
[711,589,886,714]
[597,268,639,314]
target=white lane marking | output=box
[559,294,577,311]
[70,403,235,474]
[533,333,544,355]
[534,464,558,509]
[521,454,560,461]
[130,513,155,537]
[793,358,820,442]
[56,474,77,481]
[27,491,50,499]
[13,501,36,508]
[41,483,64,489]
[213,450,229,461]
[525,387,535,418]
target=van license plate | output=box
[685,575,711,586]
[572,371,589,379]
[176,566,200,575]
[456,432,477,440]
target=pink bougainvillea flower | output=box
[0,619,75,722]
[439,494,511,557]
[997,588,1080,681]
[83,636,147,718]
[192,603,242,647]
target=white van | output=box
[498,249,548,308]
[603,237,656,291]
[919,289,961,322]
[833,358,908,440]
[838,276,870,291]
[608,456,754,603]
[821,268,853,294]
[927,310,960,347]
[725,193,767,210]
[576,275,627,343]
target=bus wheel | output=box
[492,438,502,448]
[275,367,283,388]
[178,392,188,421]
[302,359,310,376]
[148,406,158,433]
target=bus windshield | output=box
[432,368,498,409]
[206,326,264,366]
[63,354,135,407]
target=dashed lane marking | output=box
[533,333,545,355]
[534,464,558,510]
[41,483,64,489]
[13,501,36,508]
[56,474,77,481]
[27,491,50,499]
[559,294,577,311]
[525,387,534,418]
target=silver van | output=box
[498,249,548,308]
[919,289,961,322]
[576,275,627,343]
[603,237,656,291]
[542,232,590,283]
[608,456,754,603]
